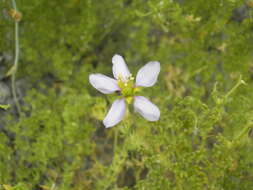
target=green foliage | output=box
[0,0,253,189]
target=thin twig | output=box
[11,0,21,115]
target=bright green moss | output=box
[0,0,253,189]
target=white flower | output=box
[89,54,160,128]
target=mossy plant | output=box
[0,0,253,189]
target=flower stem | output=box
[11,0,21,115]
[114,127,118,153]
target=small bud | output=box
[9,9,22,22]
[240,80,246,85]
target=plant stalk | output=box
[11,0,21,115]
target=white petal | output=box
[112,54,131,81]
[89,74,120,94]
[135,61,160,87]
[103,99,126,128]
[134,96,160,121]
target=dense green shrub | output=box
[0,0,253,189]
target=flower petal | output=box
[135,61,160,87]
[89,74,120,94]
[134,96,160,121]
[112,54,131,81]
[103,99,126,128]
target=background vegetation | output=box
[0,0,253,189]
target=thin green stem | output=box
[224,75,245,100]
[113,128,118,153]
[11,0,21,115]
[193,113,198,137]
[233,122,252,143]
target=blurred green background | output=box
[0,0,253,189]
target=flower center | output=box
[117,74,136,98]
